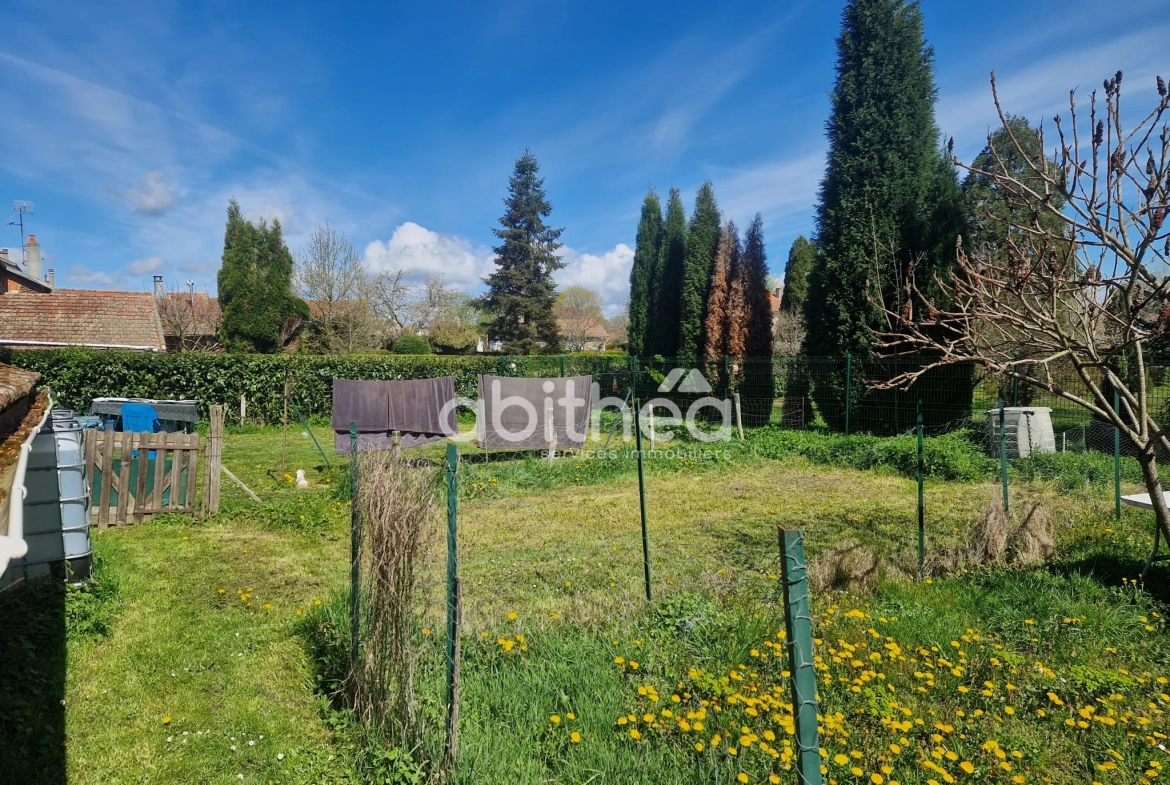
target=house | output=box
[556,318,611,352]
[768,285,783,324]
[0,237,52,294]
[0,289,167,351]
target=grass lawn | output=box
[1,423,1169,784]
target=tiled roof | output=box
[160,292,221,337]
[0,289,166,351]
[557,318,611,340]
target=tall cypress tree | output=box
[779,235,816,314]
[740,214,772,358]
[678,182,720,362]
[703,221,738,363]
[805,0,948,359]
[480,150,565,355]
[648,188,687,358]
[627,190,663,357]
[740,214,775,425]
[804,0,966,432]
[217,199,308,353]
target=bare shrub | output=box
[809,540,882,595]
[352,451,440,749]
[965,492,1056,568]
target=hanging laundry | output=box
[331,377,458,453]
[476,374,592,451]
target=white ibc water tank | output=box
[986,406,1056,458]
[2,410,93,586]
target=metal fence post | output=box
[444,443,460,770]
[723,354,731,400]
[998,398,1009,516]
[559,356,566,378]
[844,353,852,435]
[917,397,925,575]
[633,398,652,602]
[348,422,360,679]
[778,528,822,785]
[1114,389,1122,521]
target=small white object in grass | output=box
[277,753,284,761]
[231,745,236,752]
[296,469,309,488]
[249,740,255,746]
[301,431,308,439]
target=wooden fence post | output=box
[203,405,225,516]
[239,393,247,427]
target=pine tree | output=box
[805,0,954,360]
[740,215,772,358]
[647,188,687,357]
[678,182,720,361]
[217,199,308,353]
[480,150,565,355]
[703,221,738,362]
[627,190,663,356]
[779,235,816,314]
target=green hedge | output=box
[1,349,631,423]
[1,349,498,423]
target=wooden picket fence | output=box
[83,406,225,526]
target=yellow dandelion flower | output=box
[960,761,975,774]
[570,731,581,743]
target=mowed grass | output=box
[2,423,1167,783]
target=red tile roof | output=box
[0,289,166,351]
[160,292,221,337]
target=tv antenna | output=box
[9,201,34,249]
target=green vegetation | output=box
[3,419,1169,783]
[780,235,816,314]
[678,181,721,362]
[217,199,310,353]
[649,188,688,358]
[627,189,664,357]
[479,149,565,355]
[389,335,434,355]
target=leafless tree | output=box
[606,306,629,348]
[874,70,1170,543]
[772,310,806,357]
[296,222,383,353]
[157,285,221,351]
[554,285,607,351]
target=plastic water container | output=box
[5,409,93,584]
[985,406,1056,458]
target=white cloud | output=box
[555,243,634,316]
[129,171,176,215]
[65,265,121,288]
[126,256,167,275]
[364,222,494,288]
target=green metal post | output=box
[778,529,822,785]
[630,355,639,400]
[445,444,459,718]
[917,397,925,575]
[1114,389,1122,521]
[999,398,1009,516]
[723,354,731,401]
[348,422,360,678]
[633,399,652,602]
[1012,374,1020,407]
[498,356,506,376]
[844,353,852,435]
[559,356,566,378]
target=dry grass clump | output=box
[809,540,901,595]
[352,450,440,749]
[965,491,1056,568]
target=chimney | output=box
[153,275,164,298]
[24,235,41,281]
[0,248,8,265]
[47,268,55,288]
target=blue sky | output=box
[1,0,1167,314]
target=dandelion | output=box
[570,731,581,743]
[959,761,975,774]
[162,716,171,725]
[508,612,518,621]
